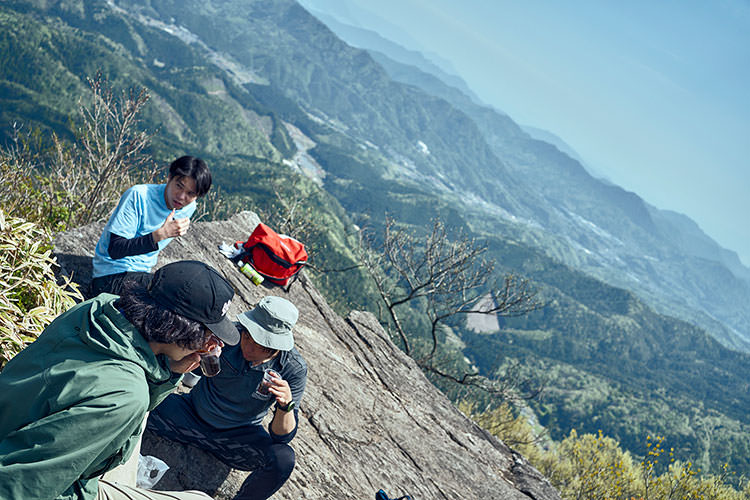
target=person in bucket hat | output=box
[0,260,239,500]
[147,296,308,500]
[238,295,298,351]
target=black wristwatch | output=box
[277,400,295,412]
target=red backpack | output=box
[237,223,308,287]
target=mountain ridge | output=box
[4,0,750,477]
[296,5,750,348]
[299,5,484,106]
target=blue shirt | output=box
[190,343,308,430]
[92,184,196,278]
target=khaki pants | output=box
[97,479,213,500]
[97,414,212,499]
[102,420,145,487]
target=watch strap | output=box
[278,400,295,412]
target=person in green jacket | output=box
[0,260,241,500]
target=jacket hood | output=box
[81,294,173,384]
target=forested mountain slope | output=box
[3,0,750,477]
[348,32,750,352]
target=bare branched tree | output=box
[1,73,157,231]
[71,73,156,226]
[360,216,544,401]
[268,180,315,241]
[250,178,316,243]
[192,186,226,223]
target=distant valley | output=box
[2,0,750,476]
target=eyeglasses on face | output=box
[240,327,276,354]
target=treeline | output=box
[463,402,750,499]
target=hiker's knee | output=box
[267,443,295,479]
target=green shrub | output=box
[0,208,82,369]
[534,431,750,500]
[465,401,750,500]
[536,429,640,500]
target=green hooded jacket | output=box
[0,294,182,500]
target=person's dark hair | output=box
[114,280,210,349]
[168,155,212,197]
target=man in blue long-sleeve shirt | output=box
[91,155,212,296]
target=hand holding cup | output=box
[258,368,279,395]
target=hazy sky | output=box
[300,0,750,267]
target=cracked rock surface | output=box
[54,211,560,500]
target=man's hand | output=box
[153,209,190,243]
[170,352,201,374]
[267,372,293,408]
[268,373,296,436]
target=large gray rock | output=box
[54,211,560,500]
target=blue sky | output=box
[300,0,750,267]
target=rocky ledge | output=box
[54,211,560,500]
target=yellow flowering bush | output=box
[464,402,750,500]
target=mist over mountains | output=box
[3,0,750,477]
[300,0,750,272]
[300,1,750,347]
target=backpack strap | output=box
[283,267,303,292]
[245,242,296,269]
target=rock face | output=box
[54,211,560,500]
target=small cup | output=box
[258,368,278,395]
[199,345,222,377]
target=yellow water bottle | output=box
[237,261,264,285]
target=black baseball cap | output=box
[148,260,240,345]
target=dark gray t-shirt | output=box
[190,343,307,429]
